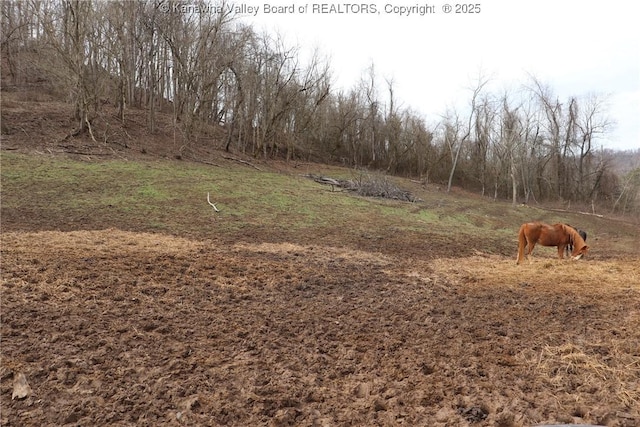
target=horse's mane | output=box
[563,224,587,250]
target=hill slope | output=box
[2,151,639,260]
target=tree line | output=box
[2,0,639,214]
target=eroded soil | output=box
[2,229,639,426]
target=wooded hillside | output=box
[1,0,639,216]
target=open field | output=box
[2,152,640,426]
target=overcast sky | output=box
[240,0,639,151]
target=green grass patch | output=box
[0,153,391,238]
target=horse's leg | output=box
[517,226,526,264]
[557,245,565,259]
[527,240,536,263]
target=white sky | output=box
[238,0,640,151]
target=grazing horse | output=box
[516,222,589,264]
[565,225,587,256]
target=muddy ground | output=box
[1,228,639,427]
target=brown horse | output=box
[516,222,589,264]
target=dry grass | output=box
[534,343,640,408]
[234,241,394,266]
[426,253,640,294]
[2,229,202,257]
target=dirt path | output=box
[2,229,639,426]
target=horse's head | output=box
[571,244,589,260]
[564,224,589,260]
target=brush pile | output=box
[305,173,418,202]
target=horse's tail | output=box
[516,224,527,264]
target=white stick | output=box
[207,192,220,212]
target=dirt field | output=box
[2,227,639,427]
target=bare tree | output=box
[529,76,572,200]
[499,94,524,205]
[576,94,612,200]
[38,0,103,139]
[445,75,489,192]
[359,62,382,167]
[384,77,403,173]
[612,166,640,215]
[472,93,497,195]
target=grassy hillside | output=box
[2,152,638,260]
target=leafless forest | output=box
[2,0,639,215]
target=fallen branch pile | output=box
[305,173,418,202]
